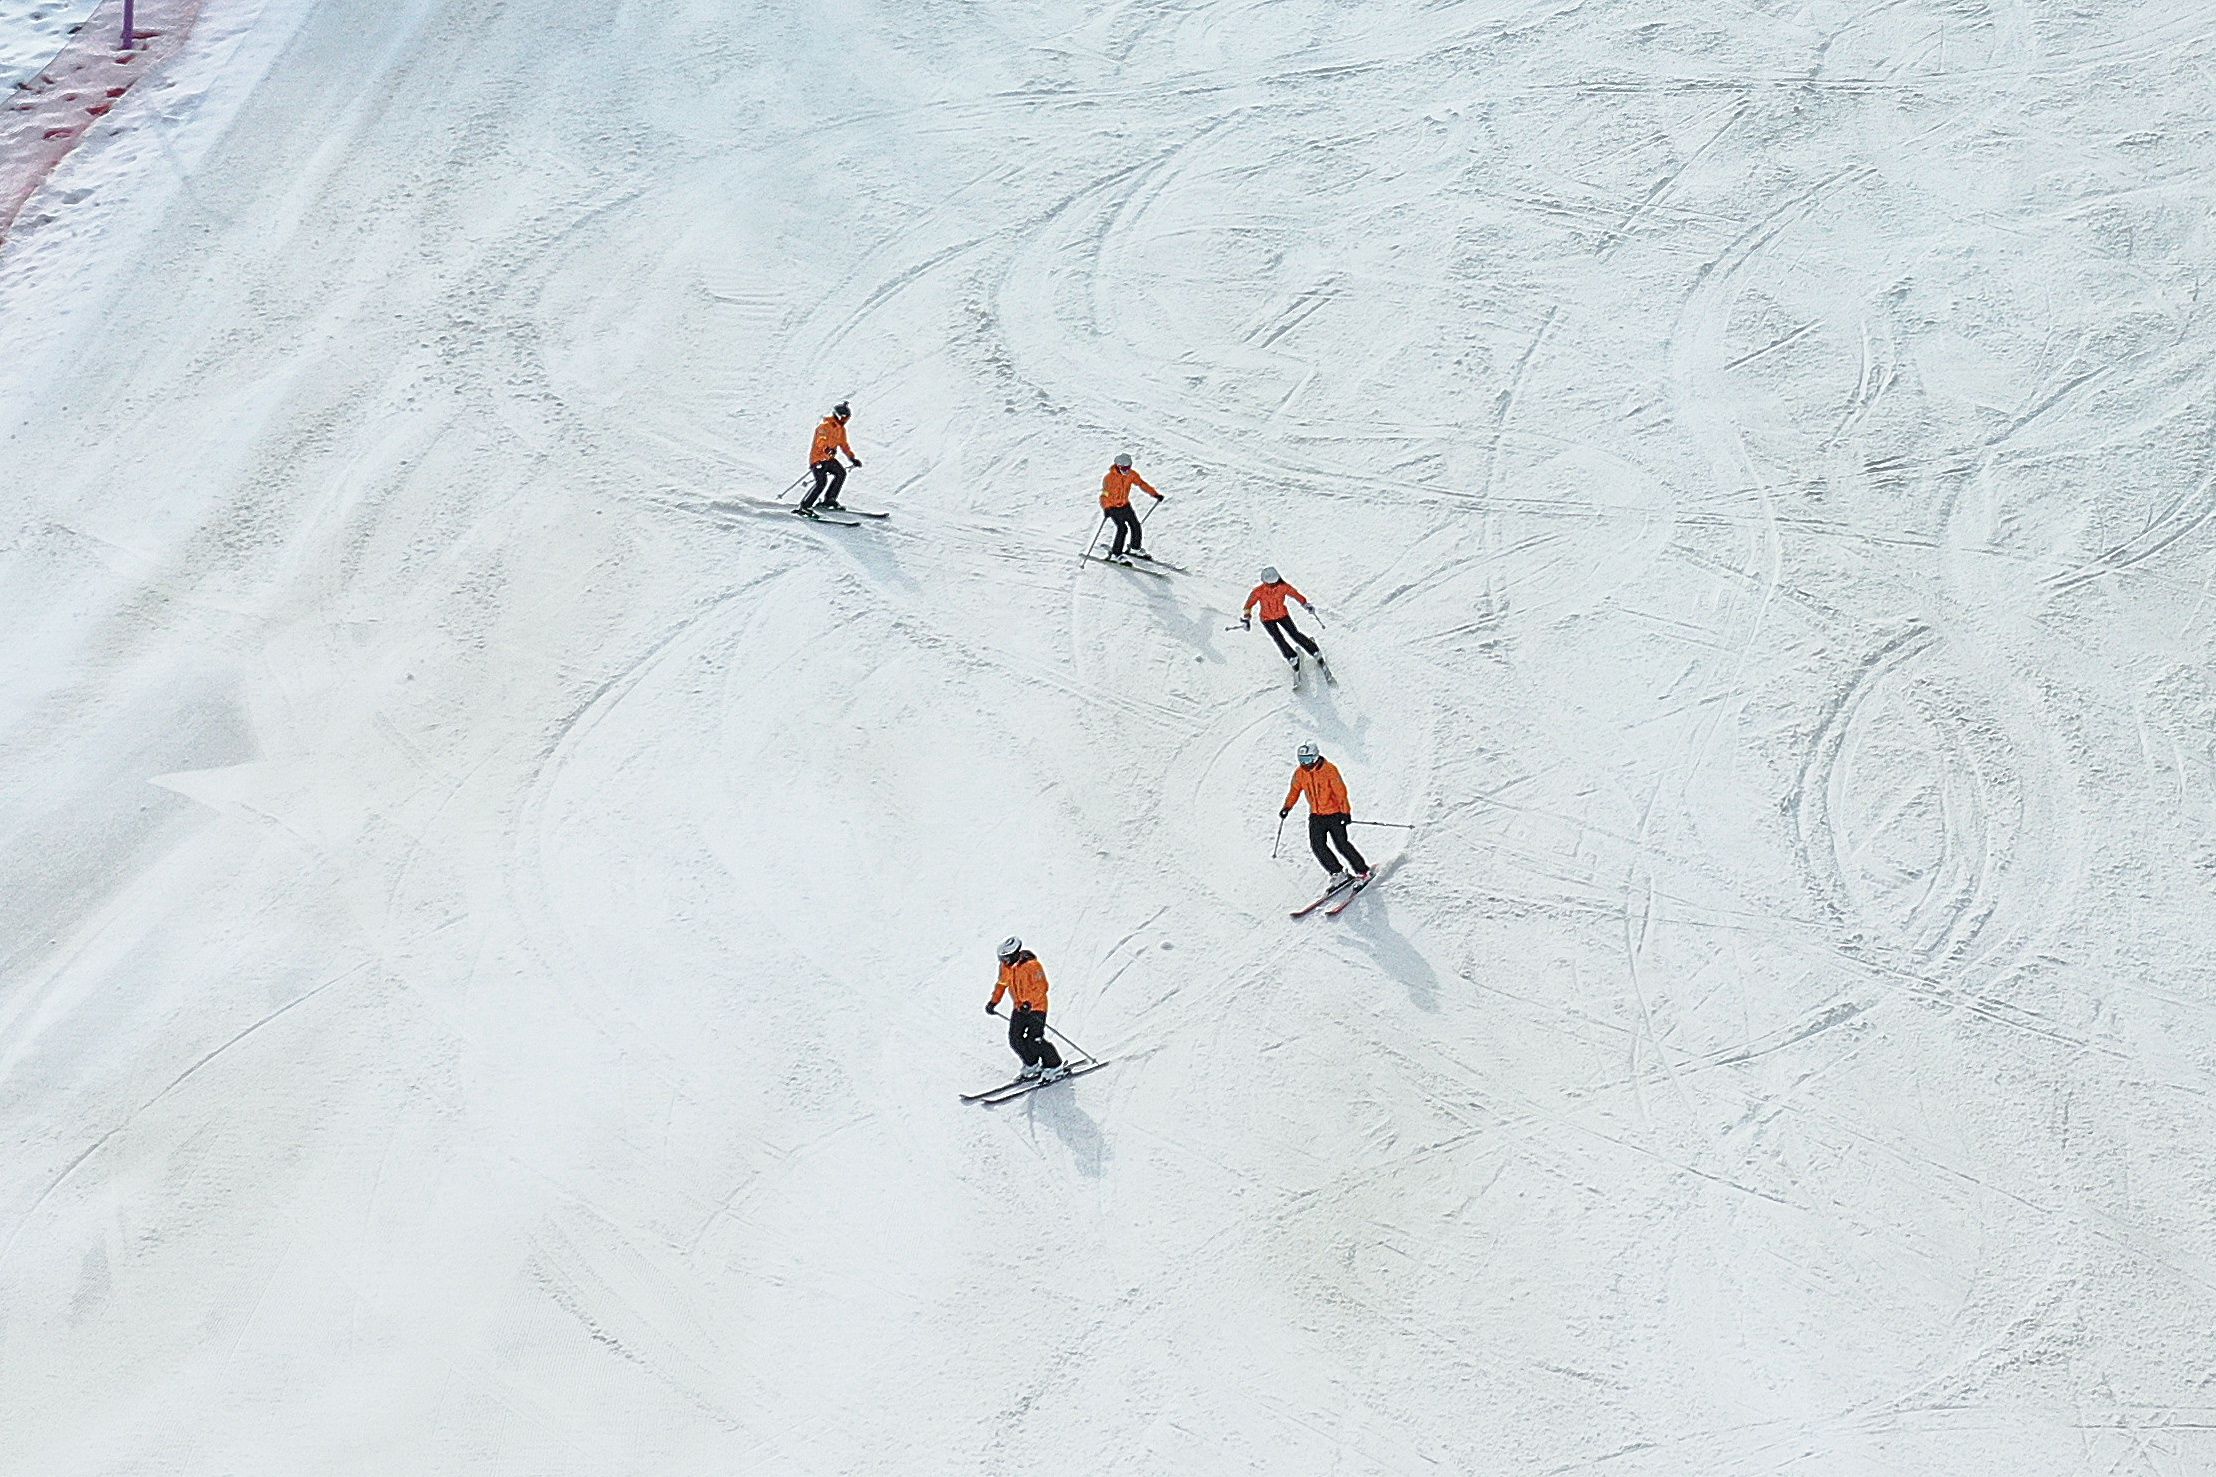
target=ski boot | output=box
[1038,1064,1071,1084]
[1019,1062,1043,1080]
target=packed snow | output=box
[0,0,98,90]
[4,0,2215,1472]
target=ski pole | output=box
[1273,813,1286,858]
[1349,820,1418,829]
[1041,1017,1097,1064]
[1126,496,1165,560]
[988,1005,1099,1062]
[1139,496,1163,532]
[1079,514,1107,559]
[775,471,809,502]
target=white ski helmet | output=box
[1260,565,1280,583]
[1297,741,1321,766]
[1113,453,1133,469]
[997,935,1023,961]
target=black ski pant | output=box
[801,458,846,509]
[1263,616,1320,662]
[1008,1008,1063,1070]
[1309,812,1368,876]
[1105,504,1144,556]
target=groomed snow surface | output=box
[5,1,2216,1472]
[0,0,99,90]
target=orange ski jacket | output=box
[990,953,1050,1014]
[810,415,853,465]
[1243,581,1308,623]
[1100,465,1159,510]
[1284,759,1351,818]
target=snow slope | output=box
[0,0,100,91]
[5,0,2216,1472]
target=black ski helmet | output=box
[833,401,851,419]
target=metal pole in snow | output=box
[121,0,135,50]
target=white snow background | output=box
[0,0,97,91]
[3,1,2215,1473]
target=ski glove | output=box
[1241,617,1251,630]
[985,1002,997,1015]
[849,456,863,466]
[1279,806,1291,819]
[1302,602,1314,612]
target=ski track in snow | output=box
[4,0,2216,1471]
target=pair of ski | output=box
[960,1057,1112,1105]
[710,493,890,528]
[1082,551,1184,576]
[788,502,889,528]
[1291,868,1379,919]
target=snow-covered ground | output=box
[0,0,98,90]
[5,1,2216,1472]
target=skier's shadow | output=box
[1337,898,1439,1013]
[1298,677,1370,755]
[703,504,923,598]
[1133,569,1226,662]
[1027,1085,1111,1178]
[827,518,923,598]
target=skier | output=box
[1280,742,1370,888]
[1097,452,1163,563]
[1241,566,1328,679]
[798,402,861,515]
[987,936,1068,1082]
